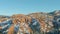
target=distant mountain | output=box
[0,15,10,18]
[27,12,48,18]
[48,10,60,16]
[0,10,60,19]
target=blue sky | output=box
[0,0,60,16]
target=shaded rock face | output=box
[53,15,60,28]
[0,19,12,34]
[29,18,40,33]
[46,15,60,34]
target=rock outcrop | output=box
[0,10,60,34]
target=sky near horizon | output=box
[0,0,60,16]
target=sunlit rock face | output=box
[11,14,33,34]
[11,14,40,34]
